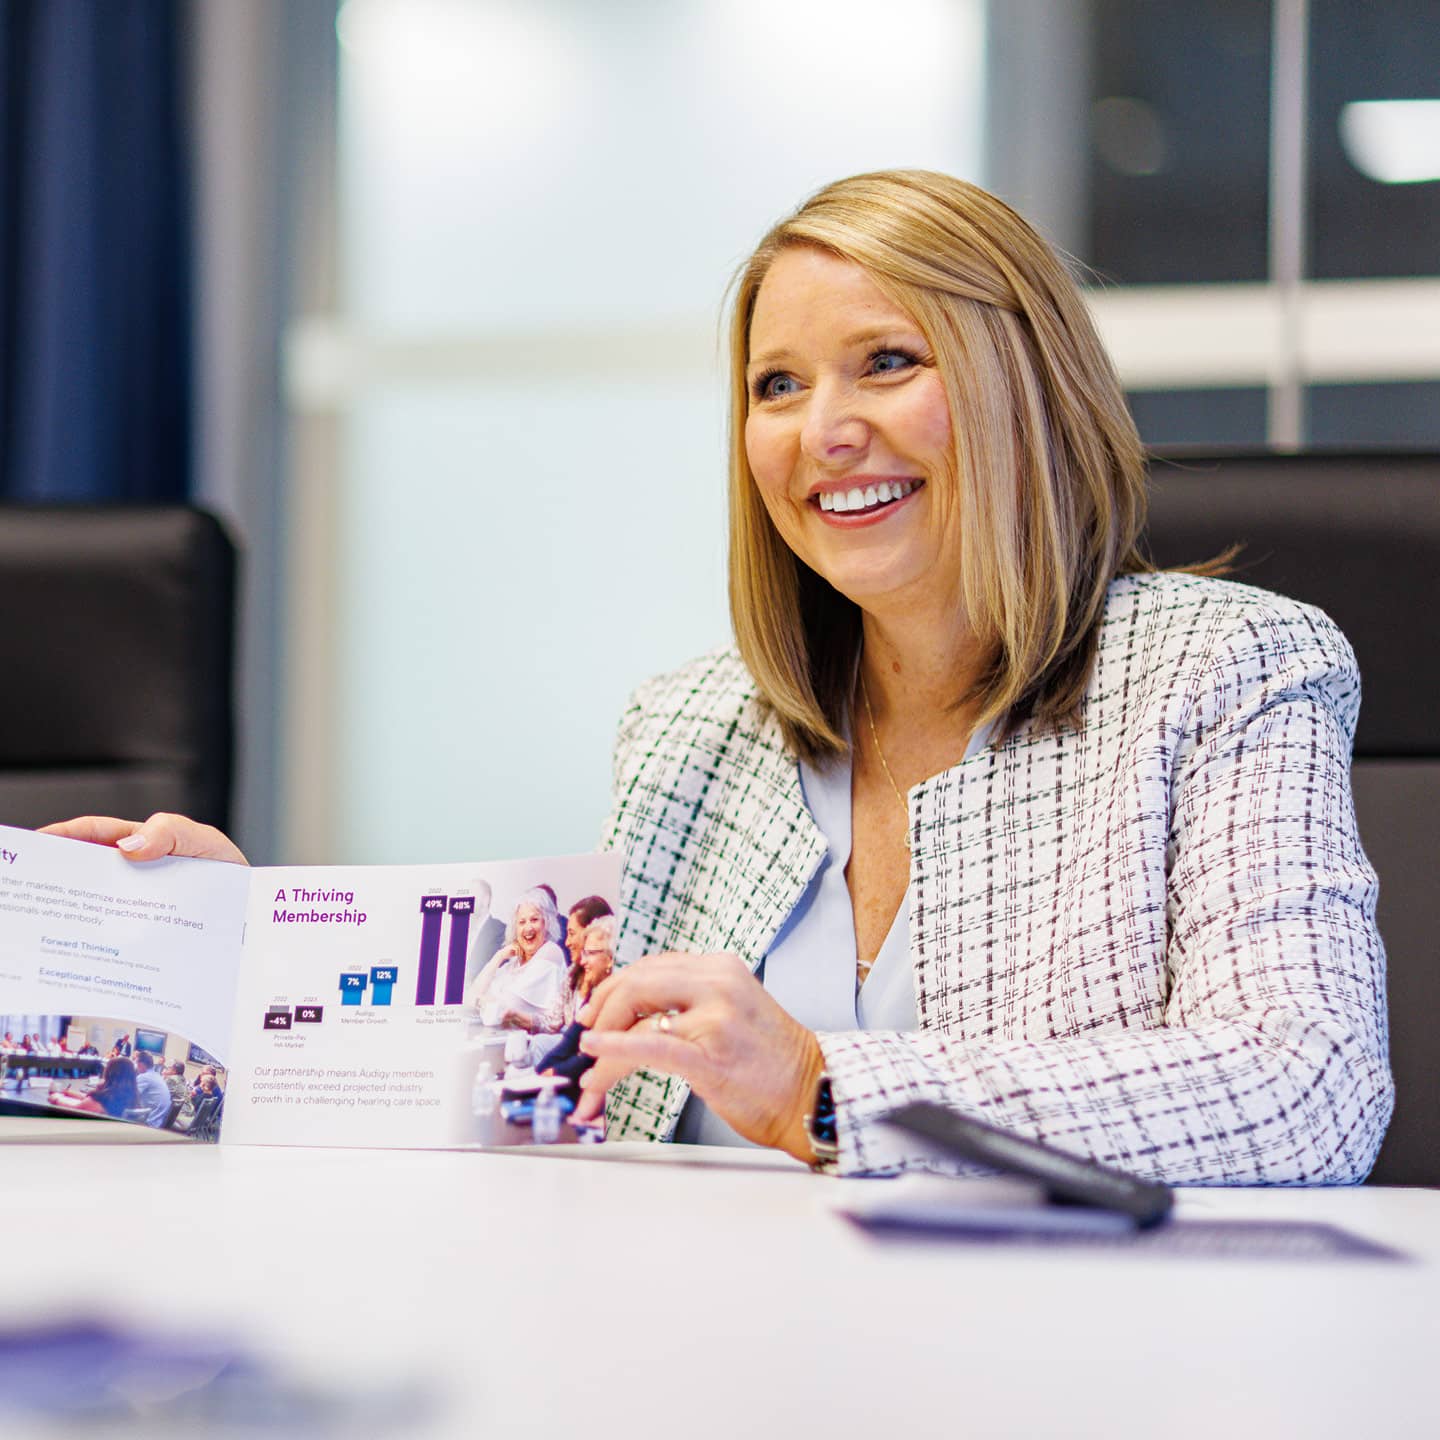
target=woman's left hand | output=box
[573,953,825,1162]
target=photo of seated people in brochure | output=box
[458,893,618,1147]
[0,822,619,1151]
[1,1017,227,1139]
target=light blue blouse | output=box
[674,725,988,1148]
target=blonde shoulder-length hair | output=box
[728,169,1153,763]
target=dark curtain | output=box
[0,0,189,501]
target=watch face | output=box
[809,1075,839,1147]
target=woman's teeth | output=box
[817,479,919,514]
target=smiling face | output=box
[743,246,958,613]
[579,931,614,988]
[515,903,546,958]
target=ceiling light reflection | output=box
[1339,100,1440,185]
[336,0,583,144]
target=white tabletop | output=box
[1,1133,1437,1439]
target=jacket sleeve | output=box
[818,604,1394,1184]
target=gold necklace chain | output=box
[859,671,912,853]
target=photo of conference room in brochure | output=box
[0,1013,227,1141]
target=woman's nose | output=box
[799,379,868,463]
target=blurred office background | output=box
[0,0,1436,866]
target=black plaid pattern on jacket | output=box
[599,573,1393,1183]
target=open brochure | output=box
[0,822,619,1149]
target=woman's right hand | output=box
[38,814,249,866]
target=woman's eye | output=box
[870,349,917,375]
[754,371,798,401]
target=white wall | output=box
[288,0,986,864]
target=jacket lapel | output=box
[696,701,829,968]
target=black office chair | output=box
[177,1092,222,1142]
[1143,451,1440,1187]
[0,505,236,832]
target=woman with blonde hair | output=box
[570,170,1390,1181]
[46,171,1390,1183]
[569,913,617,1019]
[535,914,620,1090]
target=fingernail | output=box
[116,834,147,853]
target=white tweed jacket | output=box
[600,572,1393,1183]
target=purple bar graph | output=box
[444,896,476,1005]
[414,895,448,1005]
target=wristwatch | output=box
[804,1071,840,1168]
